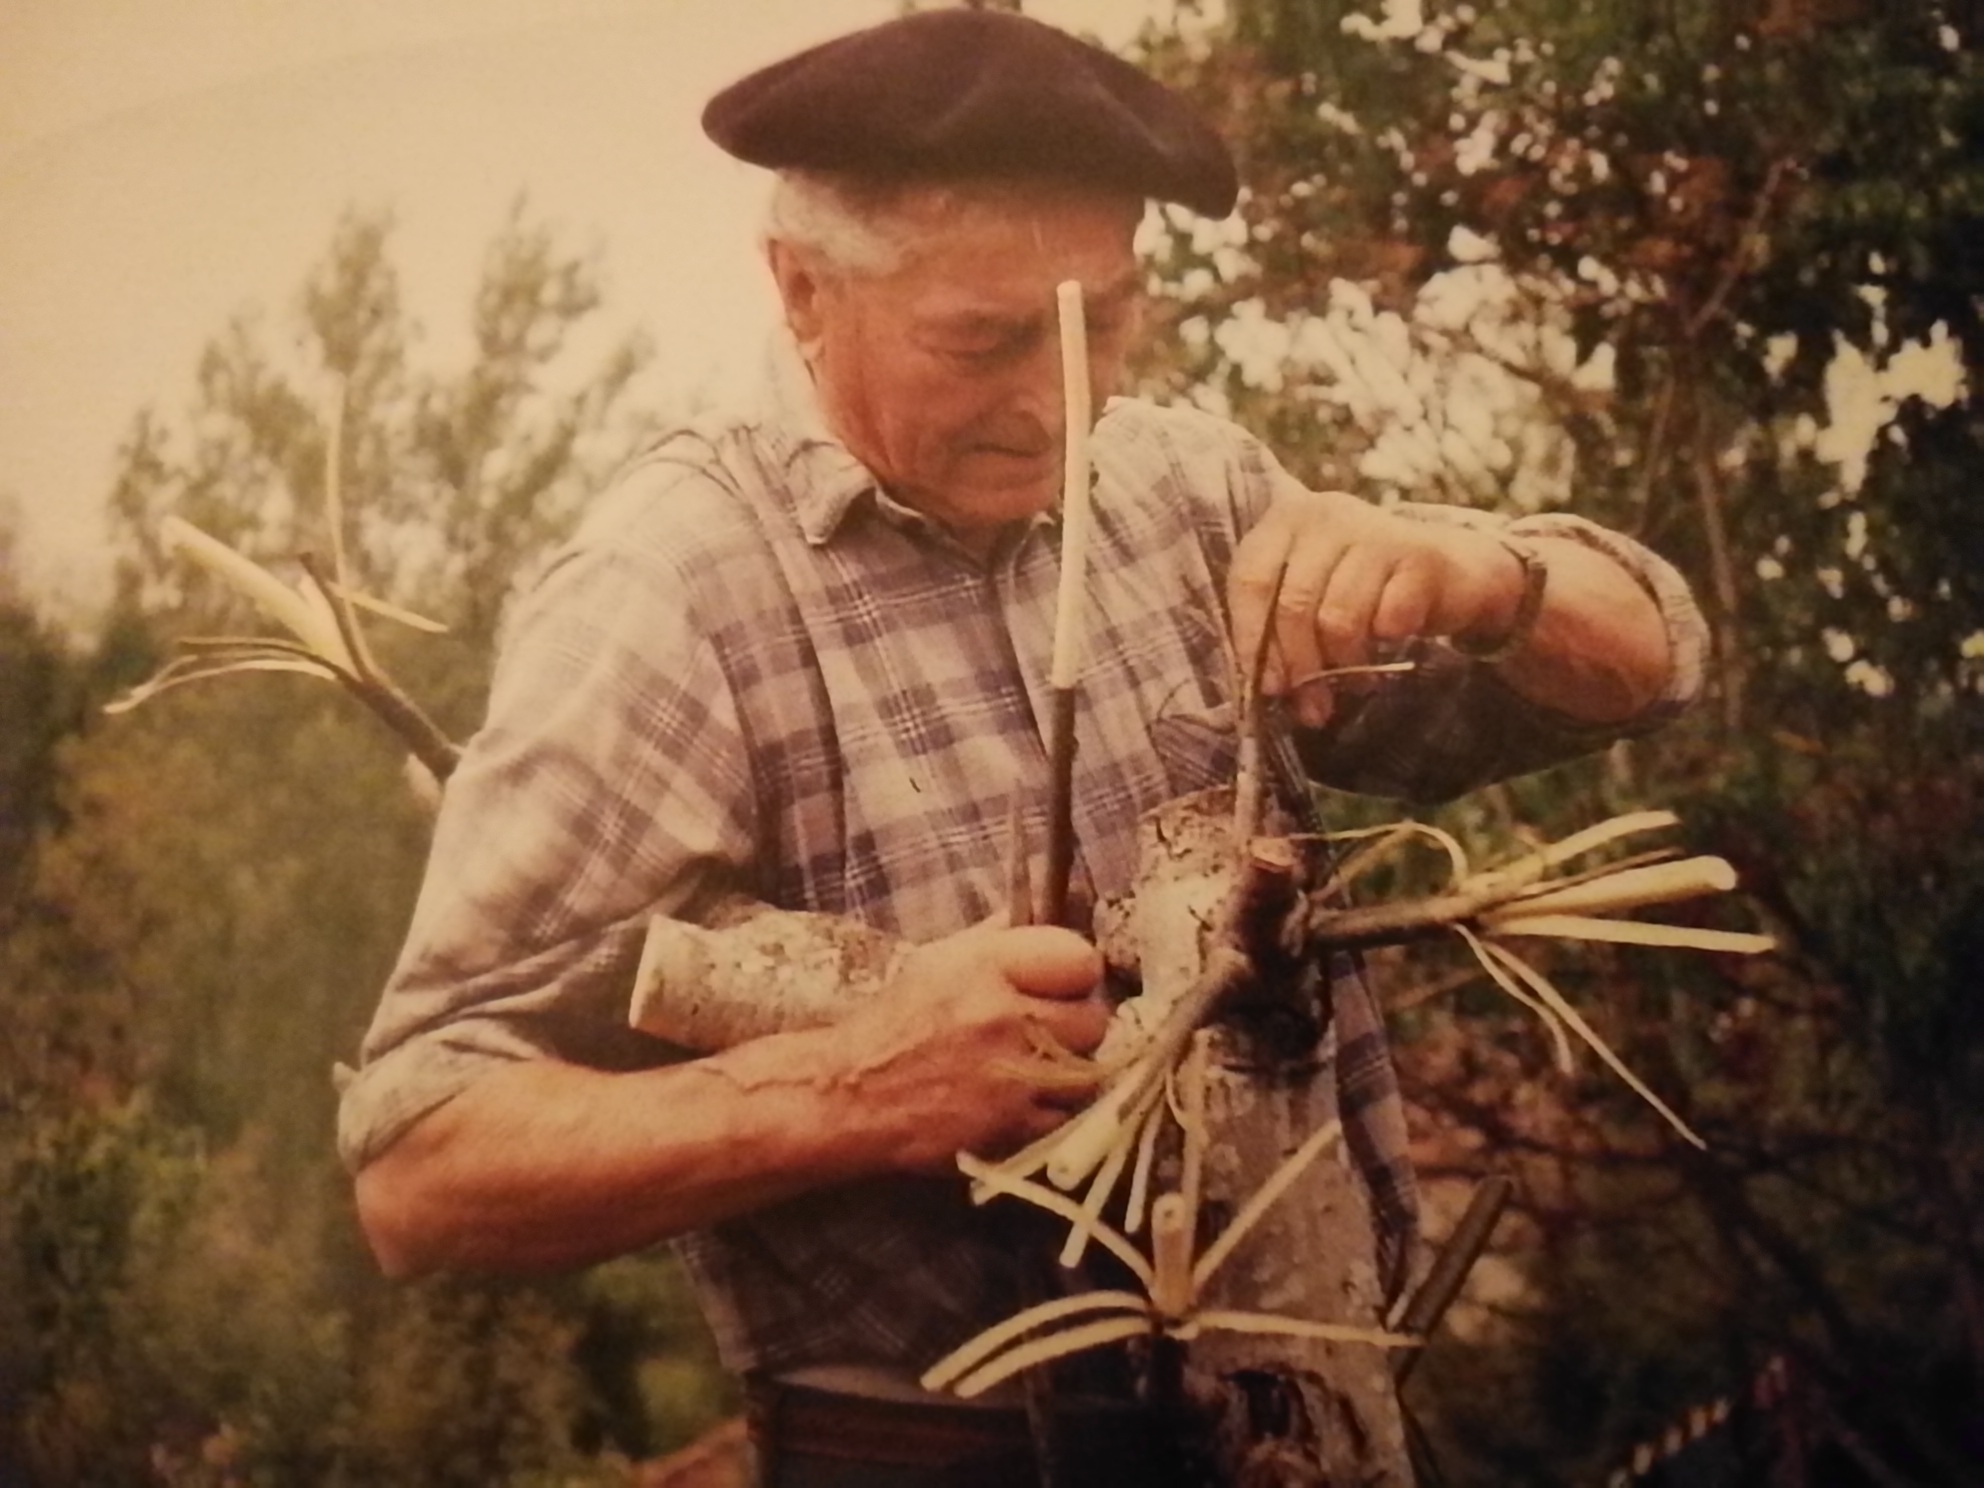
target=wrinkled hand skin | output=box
[822,922,1109,1172]
[1227,487,1526,729]
[355,922,1110,1277]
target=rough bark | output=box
[629,898,902,1049]
[1129,791,1412,1488]
[625,790,1415,1485]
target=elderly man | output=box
[341,9,1703,1486]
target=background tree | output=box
[11,5,1984,1483]
[1135,1,1983,1480]
[0,207,734,1485]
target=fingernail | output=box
[1295,681,1334,729]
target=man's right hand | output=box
[354,921,1109,1275]
[828,922,1109,1173]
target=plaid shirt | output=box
[338,343,1706,1379]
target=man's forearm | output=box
[1472,533,1672,724]
[1228,489,1683,734]
[353,922,1110,1277]
[354,1028,886,1276]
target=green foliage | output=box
[110,203,656,663]
[0,210,728,1483]
[0,1097,654,1487]
[1138,0,1984,1479]
[338,1277,599,1488]
[33,678,427,1152]
[0,609,77,908]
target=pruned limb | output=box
[1390,1174,1514,1384]
[630,900,905,1049]
[624,815,1766,1076]
[297,551,462,785]
[1090,834,1302,1133]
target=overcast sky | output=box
[0,0,1172,610]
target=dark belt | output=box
[745,1377,1183,1488]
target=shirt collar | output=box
[749,334,882,547]
[747,330,1066,556]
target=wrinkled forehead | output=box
[881,177,1144,292]
[883,176,1144,243]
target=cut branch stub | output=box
[630,899,905,1050]
[1130,791,1413,1486]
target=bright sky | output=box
[0,0,1172,610]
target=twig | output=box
[1044,280,1094,927]
[1233,556,1290,848]
[297,552,370,685]
[1691,436,1747,733]
[318,378,380,678]
[1685,158,1791,342]
[1380,963,1482,1017]
[1627,371,1678,530]
[296,552,461,785]
[1044,693,1079,927]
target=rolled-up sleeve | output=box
[1501,508,1707,721]
[1121,404,1707,804]
[335,495,759,1172]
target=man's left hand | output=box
[1228,486,1527,729]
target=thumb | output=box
[986,925,1103,1000]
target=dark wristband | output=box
[1452,537,1548,663]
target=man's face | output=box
[777,186,1143,550]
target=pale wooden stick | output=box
[1044,280,1092,926]
[319,376,379,678]
[921,1290,1149,1394]
[1049,280,1093,688]
[1151,1194,1195,1322]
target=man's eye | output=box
[942,331,1024,365]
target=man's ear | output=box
[766,239,828,349]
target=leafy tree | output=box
[1,207,733,1484]
[1136,0,1984,1479]
[0,506,82,911]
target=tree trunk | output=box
[630,788,1416,1485]
[1129,791,1412,1487]
[1186,1055,1407,1486]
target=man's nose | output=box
[1006,332,1077,435]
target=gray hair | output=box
[764,171,917,278]
[764,170,1144,280]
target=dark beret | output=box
[702,8,1237,218]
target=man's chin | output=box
[965,482,1062,528]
